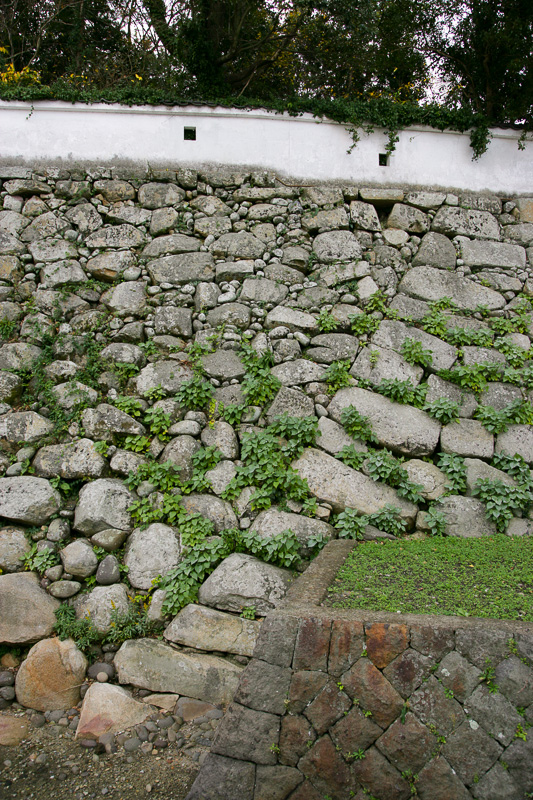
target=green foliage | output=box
[111,361,140,386]
[53,605,100,653]
[493,338,530,368]
[268,414,319,459]
[324,360,352,393]
[330,535,533,620]
[104,597,157,645]
[175,373,215,409]
[479,659,499,694]
[22,544,58,574]
[144,407,172,440]
[401,338,433,369]
[502,363,533,390]
[182,446,222,493]
[122,435,151,453]
[492,452,533,486]
[0,318,17,340]
[145,385,166,402]
[425,507,447,536]
[437,453,467,493]
[221,402,247,426]
[112,395,144,418]
[341,405,377,443]
[334,508,367,540]
[238,527,300,568]
[375,378,427,408]
[444,326,493,348]
[364,290,389,314]
[179,513,215,547]
[240,343,280,406]
[420,307,448,338]
[349,312,380,336]
[368,505,408,536]
[424,397,460,424]
[338,444,367,470]
[474,400,533,434]
[438,363,502,394]
[125,460,182,494]
[473,478,531,533]
[240,606,257,620]
[364,449,424,503]
[490,302,531,336]
[139,340,159,357]
[317,309,338,332]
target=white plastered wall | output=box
[0,101,531,194]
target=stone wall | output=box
[188,542,533,800]
[0,162,532,792]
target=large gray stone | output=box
[202,350,245,381]
[73,584,130,633]
[440,419,494,459]
[32,439,107,479]
[153,306,193,338]
[464,457,516,496]
[82,404,146,440]
[460,240,526,270]
[60,538,98,578]
[134,361,193,396]
[265,306,318,334]
[138,182,185,208]
[312,230,362,263]
[0,572,60,643]
[0,343,42,371]
[0,476,60,524]
[239,278,288,305]
[328,386,441,456]
[432,495,497,538]
[351,345,423,386]
[207,302,252,329]
[164,603,261,656]
[265,387,315,422]
[432,207,501,240]
[85,224,145,250]
[210,231,265,260]
[315,416,367,456]
[124,523,182,590]
[147,252,215,285]
[40,260,86,287]
[292,448,417,524]
[86,250,136,281]
[271,359,326,386]
[399,266,505,311]
[387,203,429,233]
[198,553,292,615]
[412,231,457,269]
[0,411,55,444]
[302,206,349,232]
[306,333,360,365]
[200,421,239,459]
[350,201,381,232]
[115,638,243,704]
[0,526,30,572]
[504,222,533,246]
[250,507,335,557]
[160,435,200,481]
[371,319,458,372]
[28,239,77,262]
[104,282,146,316]
[496,425,533,464]
[74,479,135,535]
[142,233,200,258]
[403,459,450,501]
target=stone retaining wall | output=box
[187,541,533,800]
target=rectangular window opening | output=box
[379,153,389,167]
[184,127,196,141]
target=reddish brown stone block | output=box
[383,648,435,698]
[442,720,502,786]
[416,756,472,800]
[351,746,411,800]
[298,735,355,800]
[341,658,404,729]
[293,617,332,672]
[288,670,329,714]
[328,619,364,677]
[375,712,436,774]
[330,706,383,754]
[410,624,455,660]
[254,765,303,800]
[279,715,316,767]
[253,613,300,668]
[409,676,463,736]
[365,622,409,669]
[304,681,352,736]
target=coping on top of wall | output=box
[0,101,532,195]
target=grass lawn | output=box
[326,535,533,621]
